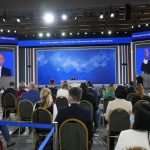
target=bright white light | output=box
[110,13,115,18]
[117,32,119,34]
[101,31,104,35]
[38,33,43,37]
[14,30,17,33]
[3,18,5,22]
[138,25,141,28]
[61,32,66,36]
[125,32,127,34]
[77,32,80,35]
[131,26,134,29]
[70,32,73,36]
[62,14,67,20]
[85,32,87,35]
[108,30,112,34]
[93,33,95,35]
[74,17,77,20]
[7,30,10,33]
[44,13,54,24]
[146,24,149,27]
[0,29,3,32]
[46,33,51,37]
[99,14,104,19]
[17,18,21,23]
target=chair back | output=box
[125,147,148,150]
[32,108,52,135]
[56,96,68,110]
[80,100,93,118]
[103,96,115,113]
[59,118,88,150]
[3,93,17,109]
[109,108,130,133]
[127,93,136,101]
[18,100,33,121]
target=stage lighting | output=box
[125,32,127,34]
[2,18,6,22]
[0,29,3,32]
[62,14,67,20]
[44,13,54,24]
[99,14,104,19]
[61,32,66,36]
[38,33,43,37]
[117,32,119,34]
[110,13,115,18]
[131,26,134,29]
[146,24,149,27]
[85,32,87,35]
[17,18,21,23]
[77,32,80,35]
[70,32,73,36]
[14,30,17,33]
[46,33,51,37]
[7,30,10,33]
[101,31,104,35]
[108,30,112,35]
[74,17,77,20]
[138,25,141,28]
[93,33,95,35]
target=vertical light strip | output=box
[32,48,35,83]
[25,48,27,84]
[16,46,19,88]
[118,46,121,84]
[126,45,129,83]
[131,42,134,81]
[121,45,124,84]
[124,45,126,84]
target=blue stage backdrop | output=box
[0,51,14,76]
[136,47,150,75]
[36,48,116,85]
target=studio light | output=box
[138,24,141,28]
[117,32,119,34]
[125,32,127,34]
[110,13,115,18]
[46,33,51,37]
[131,26,134,29]
[85,32,87,35]
[0,29,3,32]
[62,14,67,20]
[17,18,21,23]
[108,30,112,35]
[61,32,66,36]
[101,31,104,35]
[7,30,10,33]
[38,33,43,37]
[99,14,104,19]
[44,13,54,24]
[2,18,6,22]
[146,24,149,27]
[70,32,73,36]
[14,30,17,33]
[77,32,80,35]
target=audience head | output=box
[69,87,82,104]
[62,82,68,90]
[135,84,144,99]
[87,81,94,88]
[108,84,115,92]
[19,81,25,90]
[115,86,128,99]
[49,80,55,86]
[80,83,88,94]
[9,82,15,88]
[132,100,150,131]
[28,82,36,90]
[129,81,134,87]
[40,88,53,108]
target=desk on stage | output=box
[61,80,86,87]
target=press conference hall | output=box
[0,0,150,150]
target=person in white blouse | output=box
[115,100,150,150]
[56,82,69,100]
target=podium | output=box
[61,80,86,87]
[142,74,150,89]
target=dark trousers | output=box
[109,132,119,150]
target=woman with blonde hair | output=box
[132,84,150,106]
[34,88,58,121]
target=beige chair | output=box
[59,118,88,150]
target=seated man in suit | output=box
[56,87,94,148]
[1,82,17,119]
[20,82,40,104]
[49,80,57,96]
[0,54,11,77]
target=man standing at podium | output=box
[0,54,12,77]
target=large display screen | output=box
[136,47,150,75]
[36,48,116,85]
[0,51,15,76]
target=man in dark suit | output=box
[49,80,57,96]
[141,49,150,74]
[0,54,12,77]
[56,87,94,147]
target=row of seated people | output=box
[1,81,150,149]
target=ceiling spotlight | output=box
[33,34,35,37]
[17,18,21,23]
[7,30,10,33]
[14,30,17,33]
[138,25,141,28]
[44,13,54,24]
[117,32,119,34]
[93,33,96,35]
[101,31,104,35]
[2,18,6,22]
[74,17,77,20]
[0,29,3,32]
[99,14,104,19]
[110,13,115,18]
[146,24,149,27]
[46,33,51,37]
[70,32,73,36]
[125,32,127,34]
[38,33,43,37]
[61,32,66,36]
[108,30,112,35]
[77,32,80,35]
[62,14,67,20]
[131,26,134,29]
[85,32,87,35]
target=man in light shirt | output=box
[0,54,11,77]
